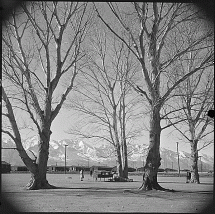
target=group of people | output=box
[80,169,99,181]
[79,169,96,181]
[79,169,118,181]
[80,169,96,181]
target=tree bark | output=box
[115,144,123,177]
[121,92,129,179]
[122,139,128,178]
[26,170,55,190]
[139,107,164,190]
[189,140,200,183]
[26,126,55,190]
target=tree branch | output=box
[93,3,139,60]
[51,68,78,122]
[161,118,187,130]
[136,86,152,105]
[160,53,214,106]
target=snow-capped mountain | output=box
[23,135,39,150]
[1,137,214,171]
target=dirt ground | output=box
[1,173,214,213]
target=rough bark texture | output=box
[189,141,200,183]
[139,107,164,190]
[115,144,123,177]
[25,127,55,190]
[122,140,128,178]
[26,171,54,190]
[120,89,129,179]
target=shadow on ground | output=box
[159,181,213,185]
[2,184,214,213]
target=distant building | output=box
[47,165,69,172]
[137,167,144,172]
[136,167,164,172]
[69,166,90,172]
[11,165,28,172]
[164,168,178,172]
[1,161,11,173]
[90,165,113,172]
[181,169,190,172]
[111,166,136,172]
[47,165,90,172]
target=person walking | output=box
[80,169,84,181]
[93,170,98,181]
[186,171,191,183]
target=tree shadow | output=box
[123,188,213,196]
[169,189,213,195]
[159,181,213,185]
[123,188,176,194]
[104,180,139,182]
[51,186,133,191]
[159,181,187,184]
[54,183,212,195]
[196,183,213,185]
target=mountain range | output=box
[2,136,214,171]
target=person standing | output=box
[186,171,191,183]
[90,169,93,177]
[80,169,84,181]
[93,170,98,181]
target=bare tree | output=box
[2,2,93,189]
[67,29,142,178]
[160,20,214,183]
[165,70,214,183]
[94,2,214,190]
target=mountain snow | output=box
[2,136,214,170]
[50,140,59,149]
[23,135,39,150]
[179,151,187,158]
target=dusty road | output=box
[1,173,213,213]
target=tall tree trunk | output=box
[139,107,163,190]
[115,144,123,177]
[122,139,128,178]
[189,140,200,183]
[3,87,53,190]
[112,102,124,177]
[26,128,54,190]
[121,94,128,179]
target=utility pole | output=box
[176,142,181,177]
[172,162,173,170]
[64,144,68,174]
